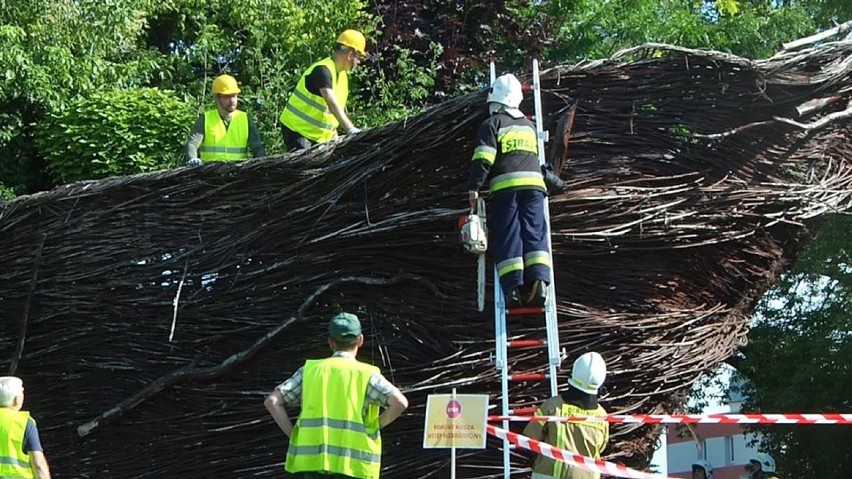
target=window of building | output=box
[728,436,735,463]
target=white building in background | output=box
[666,382,764,479]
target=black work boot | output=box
[506,287,522,308]
[527,280,547,307]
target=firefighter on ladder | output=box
[522,352,609,479]
[467,73,552,308]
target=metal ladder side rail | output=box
[531,58,563,397]
[489,60,517,479]
[489,59,563,479]
[493,266,512,479]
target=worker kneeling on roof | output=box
[523,352,609,479]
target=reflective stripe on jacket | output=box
[279,57,349,143]
[199,109,249,162]
[526,400,608,479]
[468,112,546,194]
[285,357,382,479]
[0,408,34,479]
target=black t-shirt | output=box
[305,65,333,95]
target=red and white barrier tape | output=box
[487,425,676,479]
[488,413,852,425]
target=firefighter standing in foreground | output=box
[522,352,609,479]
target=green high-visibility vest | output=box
[199,109,249,162]
[279,57,349,143]
[551,403,608,479]
[0,408,34,479]
[285,357,382,479]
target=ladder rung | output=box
[507,306,545,316]
[511,405,539,416]
[507,339,546,348]
[509,373,548,382]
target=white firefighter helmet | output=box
[691,459,714,479]
[568,352,606,394]
[750,453,776,473]
[459,214,487,254]
[0,376,23,406]
[487,74,523,109]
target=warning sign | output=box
[423,394,489,449]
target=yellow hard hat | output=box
[337,29,366,56]
[211,74,240,95]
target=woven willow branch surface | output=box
[2,40,851,478]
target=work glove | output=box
[187,158,203,167]
[542,164,567,195]
[347,127,363,135]
[468,191,479,213]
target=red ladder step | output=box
[507,306,545,316]
[511,405,540,416]
[508,372,548,382]
[507,339,547,348]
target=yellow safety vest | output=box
[0,408,34,479]
[533,402,608,479]
[285,357,382,479]
[279,57,349,143]
[199,109,249,162]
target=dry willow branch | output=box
[782,19,852,50]
[78,273,442,437]
[9,234,45,375]
[1,38,851,478]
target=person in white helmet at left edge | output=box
[746,452,779,479]
[691,459,713,479]
[523,352,609,479]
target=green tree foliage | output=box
[368,0,847,100]
[371,0,523,97]
[733,214,851,478]
[0,0,163,193]
[350,43,442,126]
[0,182,14,200]
[37,88,195,182]
[506,0,820,62]
[1,0,442,192]
[2,0,849,193]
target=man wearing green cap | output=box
[264,312,409,479]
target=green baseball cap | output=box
[329,312,362,340]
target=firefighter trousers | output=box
[488,189,551,296]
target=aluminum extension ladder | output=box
[488,60,564,478]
